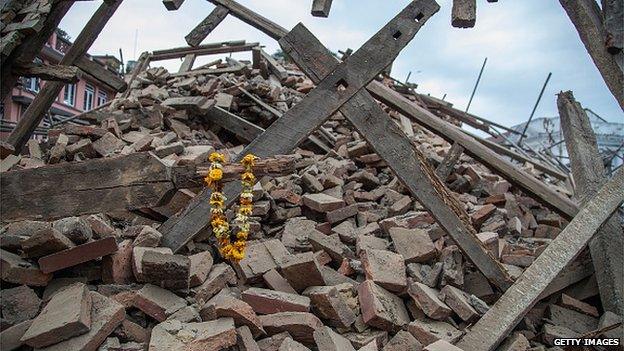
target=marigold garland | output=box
[204,152,258,262]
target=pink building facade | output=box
[0,29,121,140]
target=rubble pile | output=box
[0,57,616,351]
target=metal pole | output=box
[465,57,487,113]
[518,72,552,146]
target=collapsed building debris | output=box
[1,0,623,351]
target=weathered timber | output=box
[457,167,624,351]
[178,54,196,73]
[159,0,440,252]
[207,0,288,40]
[203,106,263,142]
[185,5,229,47]
[150,42,257,61]
[1,1,74,101]
[0,152,294,222]
[435,142,464,180]
[366,82,580,220]
[121,52,150,99]
[560,0,624,109]
[281,22,513,291]
[558,91,624,316]
[602,0,623,54]
[451,0,476,28]
[163,0,185,10]
[7,0,124,153]
[12,63,81,83]
[259,48,288,80]
[168,63,244,78]
[311,0,333,17]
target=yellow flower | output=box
[241,171,255,183]
[209,152,226,163]
[208,168,223,182]
[236,230,248,240]
[239,205,252,216]
[241,154,258,168]
[230,248,245,261]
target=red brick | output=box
[440,285,478,322]
[1,249,52,286]
[471,204,496,228]
[21,228,74,258]
[302,193,345,212]
[132,284,187,322]
[0,320,33,351]
[326,204,358,224]
[389,228,436,264]
[237,325,261,351]
[407,319,462,346]
[308,230,354,264]
[424,340,464,351]
[0,285,41,326]
[194,263,237,303]
[280,252,326,292]
[201,290,265,337]
[408,283,452,321]
[189,251,214,287]
[140,250,190,291]
[262,269,297,294]
[383,330,423,351]
[358,280,410,331]
[21,283,92,348]
[102,239,134,284]
[560,294,599,317]
[259,312,323,345]
[242,287,310,314]
[148,318,237,351]
[38,237,118,273]
[303,285,356,329]
[132,247,172,281]
[360,249,407,293]
[313,326,356,351]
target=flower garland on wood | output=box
[204,152,258,262]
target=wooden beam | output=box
[559,0,624,109]
[602,0,623,54]
[163,0,185,10]
[451,0,476,28]
[150,42,257,61]
[185,5,229,47]
[178,54,196,73]
[311,0,333,17]
[207,0,288,40]
[6,0,124,153]
[203,106,264,142]
[435,142,464,180]
[159,0,440,253]
[12,63,81,83]
[457,167,624,351]
[558,90,624,316]
[281,22,513,291]
[120,51,150,99]
[1,1,74,101]
[259,48,288,80]
[367,82,580,220]
[0,152,294,222]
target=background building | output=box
[0,29,123,139]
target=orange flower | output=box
[241,154,258,168]
[209,152,226,163]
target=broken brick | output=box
[360,249,407,293]
[242,287,311,314]
[358,280,410,331]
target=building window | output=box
[84,84,94,111]
[64,83,76,106]
[97,91,108,106]
[24,77,40,93]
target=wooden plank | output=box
[185,5,229,47]
[120,51,150,99]
[558,91,624,316]
[163,0,184,10]
[150,42,257,61]
[451,0,476,28]
[75,56,127,92]
[602,0,623,54]
[1,1,74,101]
[259,48,288,80]
[12,63,81,83]
[281,22,513,292]
[159,0,440,252]
[207,0,288,40]
[168,64,244,78]
[560,0,624,109]
[0,152,294,222]
[457,167,624,351]
[435,142,464,180]
[6,0,124,153]
[178,54,196,73]
[203,106,263,142]
[311,0,333,17]
[366,82,580,220]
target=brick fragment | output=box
[383,330,423,351]
[189,251,214,287]
[237,325,261,351]
[115,319,150,343]
[194,262,237,303]
[132,226,162,247]
[84,214,116,239]
[424,340,464,351]
[476,232,499,259]
[303,285,356,329]
[342,329,388,349]
[21,227,74,258]
[201,290,265,337]
[332,220,358,243]
[0,285,41,326]
[234,240,287,283]
[497,332,530,351]
[360,249,407,293]
[548,304,598,333]
[257,331,291,350]
[279,337,311,351]
[440,285,478,322]
[148,318,237,351]
[259,312,323,345]
[407,319,463,346]
[140,250,190,291]
[38,237,117,273]
[326,204,358,224]
[1,248,52,286]
[262,269,297,294]
[93,132,126,157]
[355,235,388,254]
[560,293,599,317]
[132,246,172,281]
[409,282,452,320]
[21,283,92,348]
[308,230,354,263]
[313,326,356,351]
[281,217,316,251]
[389,227,436,264]
[102,239,134,284]
[0,320,33,351]
[280,252,325,292]
[302,193,345,212]
[242,287,311,314]
[470,204,496,228]
[358,280,410,331]
[52,216,93,244]
[132,284,187,321]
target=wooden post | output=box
[311,0,333,18]
[457,167,624,351]
[602,0,623,54]
[7,0,124,153]
[185,5,230,47]
[451,0,476,28]
[559,0,624,109]
[163,0,185,11]
[558,90,624,316]
[178,54,196,73]
[159,0,440,253]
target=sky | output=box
[59,0,624,128]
